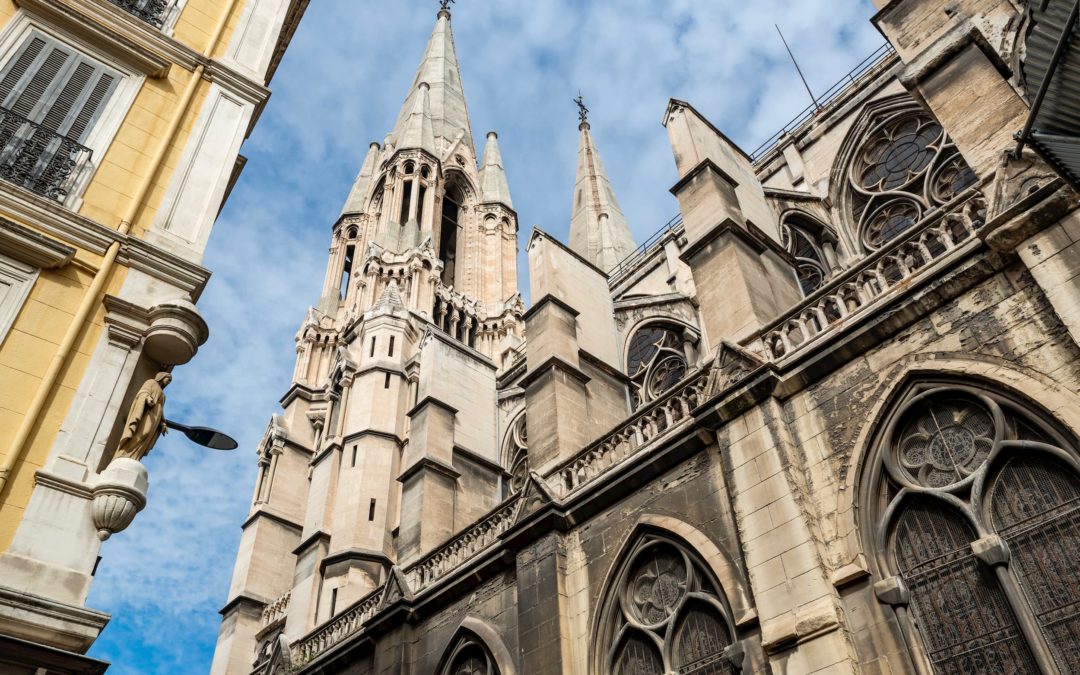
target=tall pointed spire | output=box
[340,142,381,216]
[478,131,513,208]
[568,99,636,273]
[390,7,474,155]
[397,82,436,155]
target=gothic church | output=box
[213,2,1080,674]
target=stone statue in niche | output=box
[115,372,172,462]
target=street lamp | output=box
[165,419,239,451]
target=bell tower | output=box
[211,7,524,674]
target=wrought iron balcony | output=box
[0,107,92,202]
[107,0,175,29]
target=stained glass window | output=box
[849,106,978,250]
[874,384,1080,674]
[600,535,736,674]
[626,325,689,408]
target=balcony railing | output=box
[108,0,176,28]
[0,107,92,202]
[403,496,521,592]
[755,189,988,361]
[292,588,382,666]
[551,365,712,498]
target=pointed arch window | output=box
[780,215,837,296]
[626,323,689,409]
[866,382,1080,674]
[596,532,739,674]
[503,413,528,497]
[440,637,500,675]
[847,104,977,251]
[440,177,465,288]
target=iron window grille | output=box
[867,383,1080,674]
[0,106,92,201]
[107,0,177,29]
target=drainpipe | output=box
[0,0,242,500]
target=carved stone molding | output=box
[0,218,76,269]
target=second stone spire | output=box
[568,100,637,273]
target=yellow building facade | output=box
[0,0,306,671]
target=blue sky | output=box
[85,1,881,672]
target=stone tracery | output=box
[866,382,1080,674]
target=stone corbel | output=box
[143,299,209,366]
[873,575,910,607]
[972,534,1011,566]
[90,458,148,541]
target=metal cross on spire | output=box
[574,92,589,126]
[440,0,455,12]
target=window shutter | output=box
[0,37,46,105]
[0,32,120,142]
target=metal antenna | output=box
[574,91,589,126]
[776,24,821,111]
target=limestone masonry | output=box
[215,2,1080,674]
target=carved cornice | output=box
[16,0,172,76]
[15,0,272,106]
[103,295,150,348]
[0,217,75,268]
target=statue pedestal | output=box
[91,458,148,541]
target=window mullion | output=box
[988,561,1063,675]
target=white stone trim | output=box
[0,252,37,348]
[223,0,292,82]
[0,10,147,210]
[147,82,253,257]
[49,295,147,472]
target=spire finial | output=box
[574,92,589,130]
[439,0,454,18]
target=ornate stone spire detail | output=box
[391,8,474,155]
[340,142,381,216]
[478,131,513,208]
[397,82,436,155]
[373,279,405,313]
[568,99,636,273]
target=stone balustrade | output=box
[291,588,382,666]
[551,366,712,498]
[261,590,290,626]
[403,496,521,591]
[758,190,986,361]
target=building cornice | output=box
[0,218,76,269]
[16,0,272,105]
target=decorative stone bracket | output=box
[143,299,209,366]
[971,534,1011,566]
[90,458,148,541]
[873,575,910,607]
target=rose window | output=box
[849,107,977,251]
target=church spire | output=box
[568,97,636,273]
[397,82,436,155]
[340,142,380,217]
[390,5,474,155]
[478,131,513,208]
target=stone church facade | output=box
[214,1,1080,674]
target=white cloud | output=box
[86,1,880,670]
